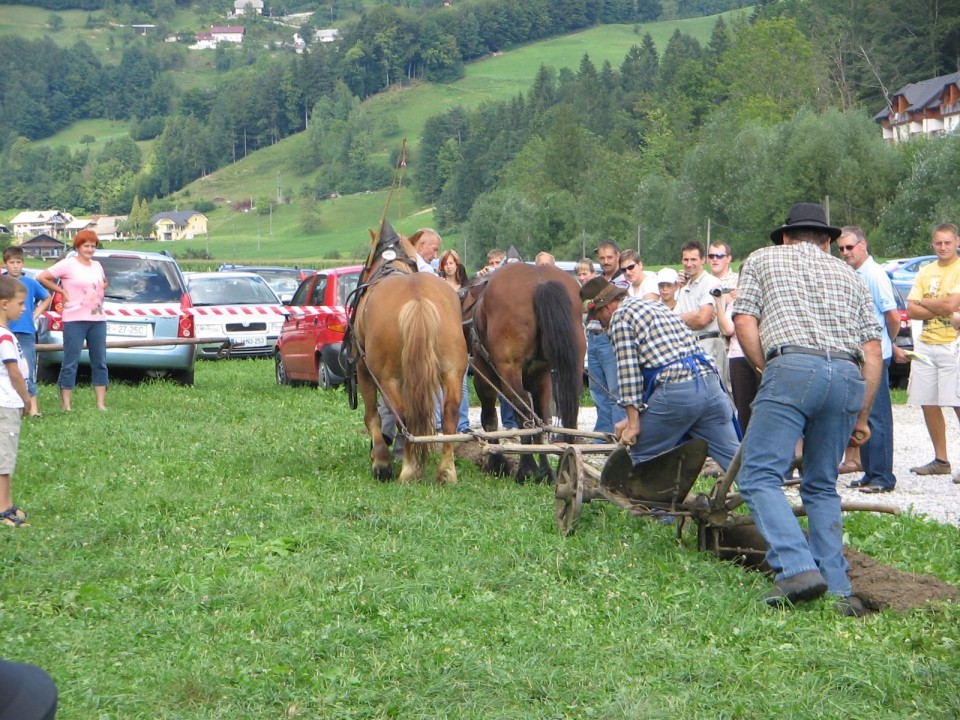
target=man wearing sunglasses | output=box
[707,242,738,288]
[838,226,904,494]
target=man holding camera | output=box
[676,240,728,388]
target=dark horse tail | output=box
[534,282,582,431]
[399,298,442,467]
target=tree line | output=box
[1,0,958,257]
[416,8,960,263]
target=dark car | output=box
[889,285,913,389]
[275,265,362,388]
[217,264,314,303]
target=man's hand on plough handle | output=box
[614,406,642,448]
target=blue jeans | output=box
[737,354,865,596]
[629,373,740,471]
[14,332,37,397]
[860,358,895,489]
[458,371,470,432]
[500,395,517,430]
[587,331,625,434]
[59,321,108,389]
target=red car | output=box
[275,265,362,388]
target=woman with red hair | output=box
[36,230,108,412]
[437,249,468,292]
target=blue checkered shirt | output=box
[734,242,881,358]
[607,297,717,408]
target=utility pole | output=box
[706,217,711,246]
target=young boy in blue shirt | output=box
[2,247,50,418]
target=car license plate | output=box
[107,323,149,338]
[231,336,267,347]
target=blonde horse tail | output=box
[399,298,442,465]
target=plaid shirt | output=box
[607,297,717,408]
[735,242,881,358]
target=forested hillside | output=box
[1,0,959,262]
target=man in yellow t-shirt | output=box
[906,222,960,477]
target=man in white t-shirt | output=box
[676,240,726,387]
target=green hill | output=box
[29,11,747,268]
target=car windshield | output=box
[337,272,361,305]
[98,257,186,303]
[189,276,280,306]
[252,269,302,296]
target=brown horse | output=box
[463,262,585,483]
[350,223,468,484]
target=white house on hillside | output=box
[875,71,960,142]
[210,26,245,44]
[9,210,74,239]
[234,0,263,16]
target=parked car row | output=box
[33,253,329,387]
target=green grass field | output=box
[4,360,958,719]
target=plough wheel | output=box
[554,447,584,536]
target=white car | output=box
[186,271,284,359]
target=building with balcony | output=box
[875,71,960,142]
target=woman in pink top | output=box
[37,230,108,412]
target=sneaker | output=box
[764,569,828,608]
[835,594,867,617]
[909,459,951,475]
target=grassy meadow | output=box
[4,360,958,719]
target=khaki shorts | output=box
[907,338,960,407]
[0,407,21,476]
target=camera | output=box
[709,287,733,297]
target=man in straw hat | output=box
[579,276,740,472]
[733,202,882,617]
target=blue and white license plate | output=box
[107,323,149,338]
[231,336,267,347]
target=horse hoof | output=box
[436,468,458,485]
[485,454,511,477]
[374,465,394,482]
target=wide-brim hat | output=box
[769,203,842,245]
[580,277,627,318]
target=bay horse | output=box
[463,262,584,483]
[349,221,468,484]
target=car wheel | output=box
[170,367,195,387]
[318,359,336,390]
[276,353,291,386]
[35,363,59,385]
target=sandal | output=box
[860,485,894,494]
[848,477,871,488]
[0,507,28,528]
[838,461,863,474]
